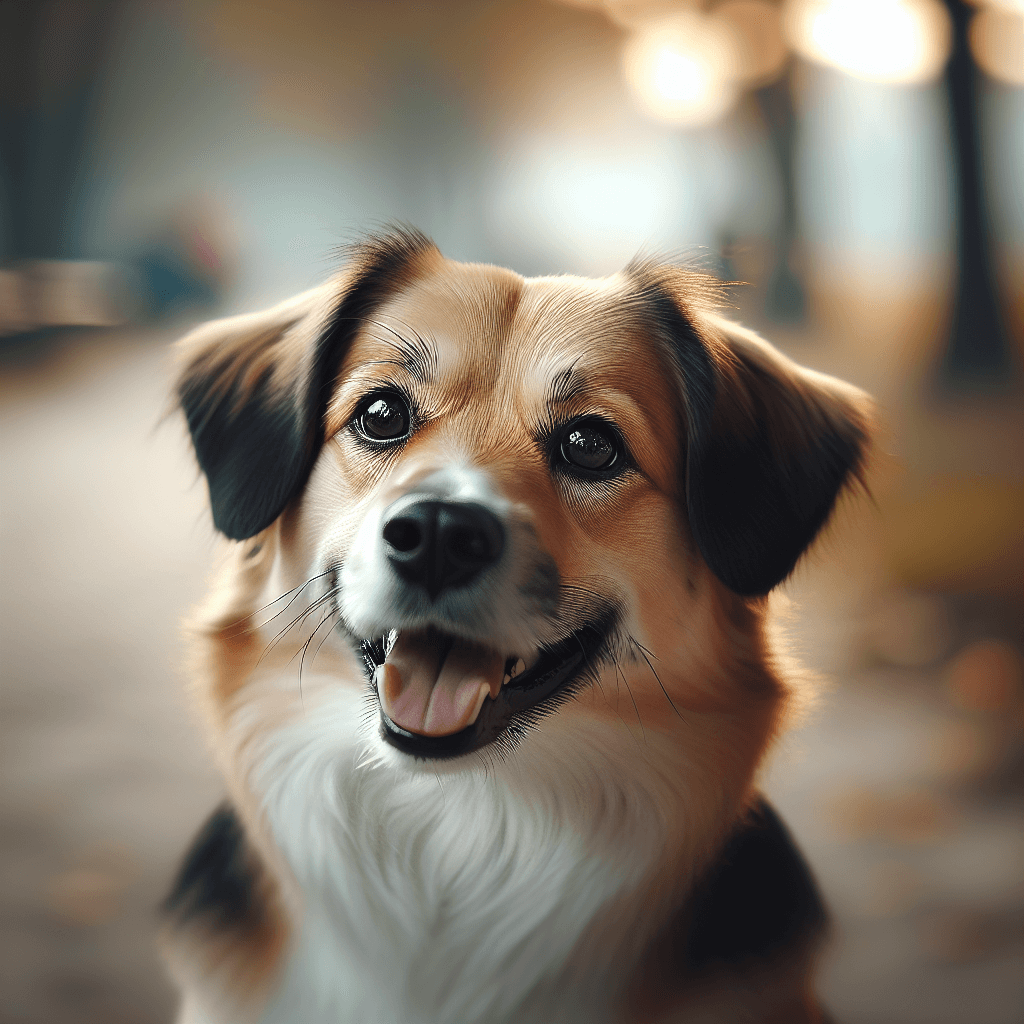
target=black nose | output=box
[382,500,505,599]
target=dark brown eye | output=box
[357,393,410,441]
[560,420,619,472]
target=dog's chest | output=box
[252,693,654,1024]
[261,891,624,1024]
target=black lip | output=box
[363,613,615,760]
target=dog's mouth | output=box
[361,617,613,760]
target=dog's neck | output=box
[240,680,714,1024]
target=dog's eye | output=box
[356,393,410,442]
[559,419,619,473]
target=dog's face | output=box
[178,230,869,768]
[318,260,694,759]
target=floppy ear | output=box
[684,314,872,596]
[175,229,438,540]
[633,267,872,596]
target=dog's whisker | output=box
[296,610,339,704]
[256,588,341,668]
[630,635,683,722]
[612,661,646,754]
[248,568,340,635]
[302,613,342,687]
[256,600,327,667]
[286,596,339,659]
[221,566,338,636]
[608,644,646,743]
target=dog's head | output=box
[177,230,870,764]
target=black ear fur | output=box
[634,269,871,597]
[176,229,437,540]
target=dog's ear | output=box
[175,229,438,540]
[635,269,872,596]
[687,315,872,595]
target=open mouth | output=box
[361,615,614,760]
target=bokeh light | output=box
[717,0,790,87]
[622,12,739,126]
[785,0,952,85]
[971,4,1024,86]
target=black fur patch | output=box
[179,227,437,540]
[686,363,866,597]
[631,269,867,596]
[179,367,308,543]
[162,803,262,932]
[685,798,828,971]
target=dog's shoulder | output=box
[163,802,265,933]
[630,797,829,1022]
[684,796,828,970]
[162,802,288,1001]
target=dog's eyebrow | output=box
[547,362,589,407]
[363,318,438,383]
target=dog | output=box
[162,228,871,1024]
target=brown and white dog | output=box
[163,229,871,1024]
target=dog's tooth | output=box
[469,682,490,724]
[375,663,404,710]
[498,656,526,693]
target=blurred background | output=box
[1,1,1022,1021]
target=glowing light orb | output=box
[785,0,952,85]
[650,48,705,105]
[623,14,739,126]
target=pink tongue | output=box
[376,632,505,737]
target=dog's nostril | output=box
[383,517,422,553]
[438,506,504,572]
[447,526,489,563]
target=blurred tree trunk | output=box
[937,0,1016,392]
[0,0,121,263]
[756,72,806,325]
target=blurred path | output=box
[767,582,1024,1024]
[0,329,222,1024]
[0,329,1021,1024]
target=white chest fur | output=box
[245,685,676,1024]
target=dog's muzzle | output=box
[344,472,617,760]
